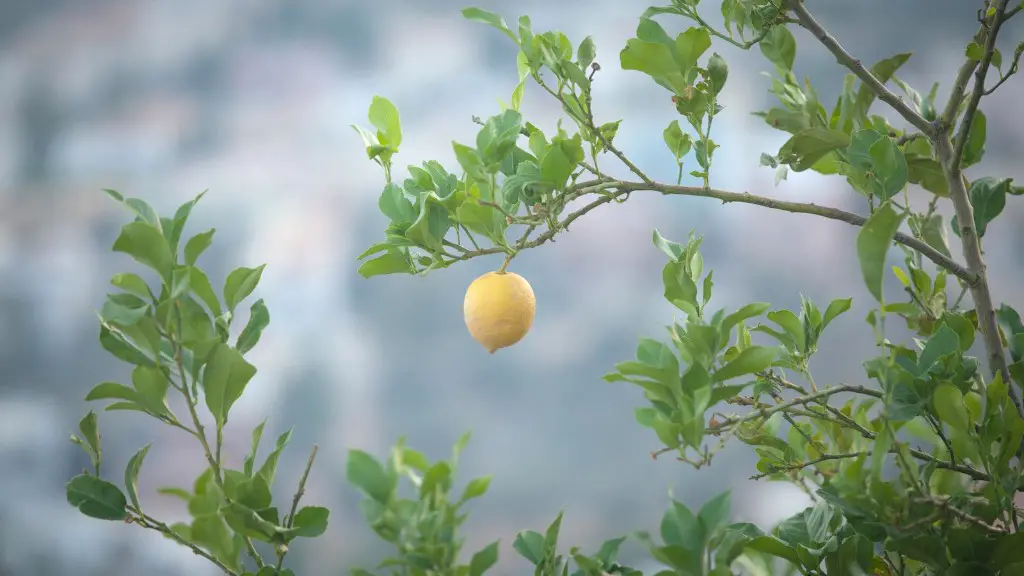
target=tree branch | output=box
[953,0,1012,168]
[786,0,935,135]
[931,0,1024,421]
[604,181,976,282]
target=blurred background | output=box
[0,0,1022,574]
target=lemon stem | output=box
[497,251,515,274]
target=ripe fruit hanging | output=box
[463,271,536,353]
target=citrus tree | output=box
[64,0,1024,574]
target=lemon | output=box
[463,271,536,353]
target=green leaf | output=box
[112,221,175,281]
[513,530,545,564]
[202,343,257,428]
[953,176,1010,238]
[916,213,952,257]
[918,324,961,374]
[184,229,215,266]
[169,191,207,253]
[933,383,971,432]
[86,381,140,404]
[99,324,154,366]
[476,109,524,165]
[778,128,850,172]
[460,475,492,502]
[257,428,292,489]
[288,506,329,539]
[856,201,905,302]
[577,36,596,69]
[867,135,908,199]
[368,96,402,148]
[906,156,949,197]
[223,264,265,313]
[378,183,416,224]
[620,39,685,93]
[131,365,172,418]
[78,411,101,467]
[66,474,128,520]
[820,297,853,331]
[124,443,152,511]
[854,53,911,119]
[706,52,728,95]
[992,532,1024,569]
[674,27,712,72]
[469,540,501,576]
[663,120,693,159]
[962,109,986,167]
[759,25,796,71]
[244,420,266,477]
[461,7,519,44]
[453,142,487,181]
[714,346,778,382]
[189,267,223,317]
[236,299,270,355]
[357,250,412,278]
[406,194,452,252]
[539,143,575,189]
[111,273,153,299]
[697,490,732,535]
[346,449,393,504]
[746,536,801,566]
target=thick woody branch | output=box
[934,0,1024,420]
[786,0,935,135]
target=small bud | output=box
[591,62,601,72]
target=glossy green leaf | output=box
[66,474,128,521]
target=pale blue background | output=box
[0,1,1022,574]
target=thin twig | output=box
[787,0,934,135]
[131,512,240,575]
[276,444,320,572]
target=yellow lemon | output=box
[463,271,536,353]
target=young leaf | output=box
[78,411,101,471]
[223,265,266,313]
[257,428,293,488]
[124,443,153,511]
[368,96,402,148]
[236,299,270,355]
